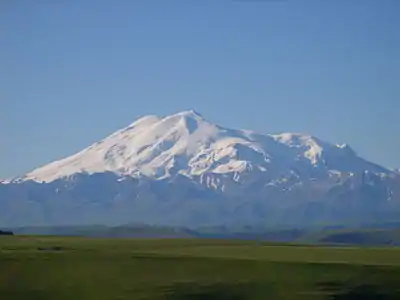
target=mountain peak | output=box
[168,110,205,121]
[175,109,202,116]
[127,110,206,130]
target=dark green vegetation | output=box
[1,237,400,299]
[0,230,13,235]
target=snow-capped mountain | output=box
[22,110,388,183]
[2,111,399,228]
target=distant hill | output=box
[8,224,400,246]
[10,225,193,238]
[298,228,400,246]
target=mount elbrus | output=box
[1,111,399,227]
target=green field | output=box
[1,237,400,299]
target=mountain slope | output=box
[2,111,398,228]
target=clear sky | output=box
[1,0,399,179]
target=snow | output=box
[271,133,327,165]
[22,110,391,183]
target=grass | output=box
[1,236,400,299]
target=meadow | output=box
[1,236,400,299]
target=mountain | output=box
[1,111,399,228]
[21,110,387,183]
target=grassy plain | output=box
[1,236,400,299]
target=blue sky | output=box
[2,0,399,178]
